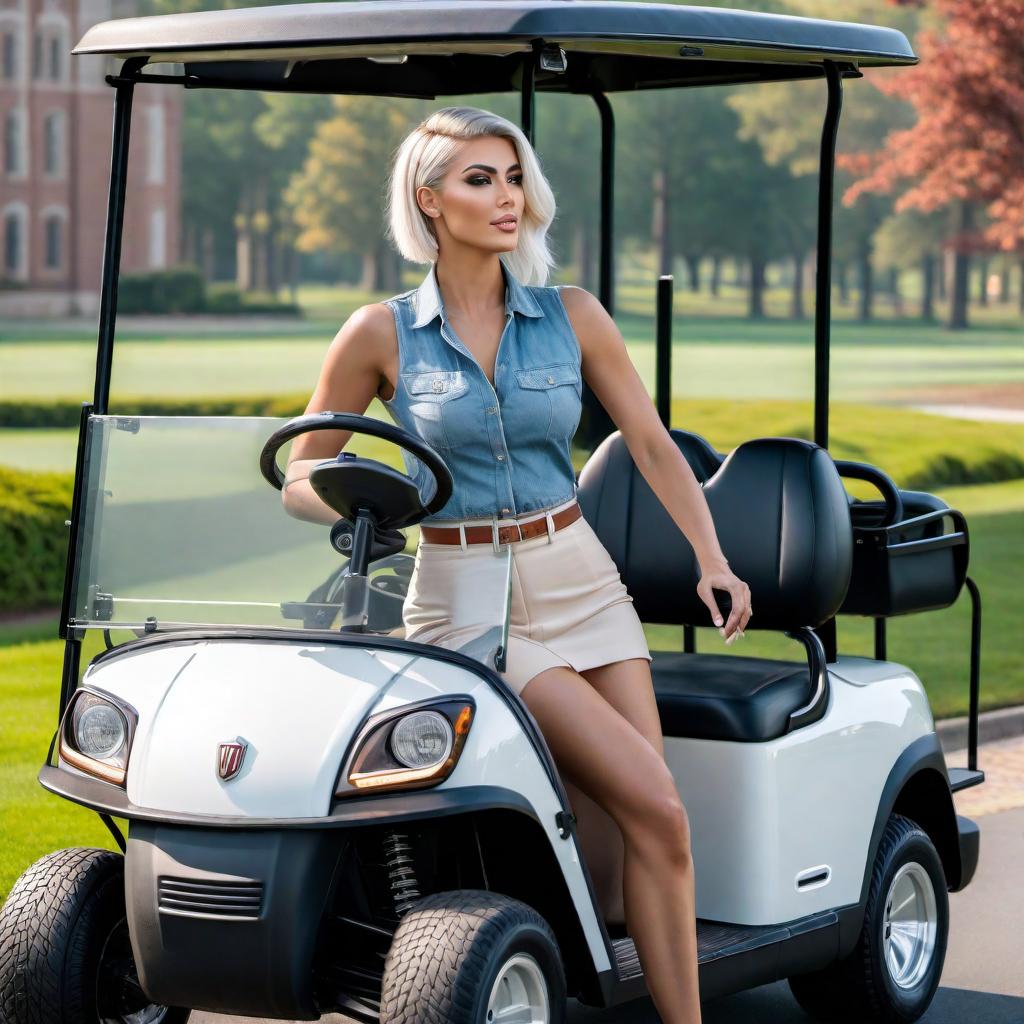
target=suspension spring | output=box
[382,830,421,917]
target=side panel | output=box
[663,657,935,925]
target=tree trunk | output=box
[857,241,873,322]
[201,227,215,282]
[710,255,721,297]
[837,262,849,305]
[790,251,804,320]
[748,253,766,319]
[920,253,935,322]
[574,220,595,293]
[889,267,903,316]
[652,167,673,278]
[999,264,1010,303]
[937,253,948,301]
[360,251,376,290]
[948,202,971,329]
[685,253,700,292]
[976,257,988,307]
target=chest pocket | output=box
[512,361,581,442]
[402,369,474,450]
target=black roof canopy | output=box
[73,0,917,95]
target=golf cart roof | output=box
[73,0,917,94]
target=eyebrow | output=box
[462,163,523,174]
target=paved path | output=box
[910,403,1024,424]
[194,736,1024,1023]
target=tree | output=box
[843,0,1024,329]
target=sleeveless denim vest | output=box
[381,260,582,525]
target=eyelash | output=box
[467,175,523,186]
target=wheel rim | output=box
[485,951,550,1023]
[96,915,172,1024]
[882,861,938,990]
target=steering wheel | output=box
[260,411,453,530]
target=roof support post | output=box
[813,61,843,452]
[576,91,617,453]
[93,58,145,415]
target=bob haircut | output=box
[385,105,557,286]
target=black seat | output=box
[651,652,811,742]
[578,430,853,742]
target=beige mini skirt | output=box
[403,497,652,696]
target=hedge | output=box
[0,467,73,613]
[116,266,301,316]
[0,396,312,429]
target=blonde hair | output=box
[385,105,557,285]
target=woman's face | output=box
[417,135,524,256]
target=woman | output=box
[282,106,752,1024]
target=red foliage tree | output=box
[841,0,1024,325]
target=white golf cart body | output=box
[9,2,985,1022]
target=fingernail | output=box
[715,618,723,626]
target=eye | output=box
[467,175,524,186]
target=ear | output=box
[416,185,440,219]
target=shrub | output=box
[117,265,206,314]
[0,467,73,613]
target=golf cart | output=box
[0,2,986,1022]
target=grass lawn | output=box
[2,477,1021,902]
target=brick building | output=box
[0,0,181,316]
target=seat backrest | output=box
[577,430,853,630]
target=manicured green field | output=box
[2,478,1020,902]
[3,326,1021,403]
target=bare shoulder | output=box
[554,286,616,361]
[326,302,395,368]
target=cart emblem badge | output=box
[217,740,248,781]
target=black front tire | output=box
[788,814,949,1023]
[0,847,191,1024]
[379,889,566,1023]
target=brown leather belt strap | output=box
[420,502,582,546]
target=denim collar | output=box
[411,260,544,329]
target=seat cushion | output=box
[651,651,812,742]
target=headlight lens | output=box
[390,711,453,769]
[75,702,126,759]
[59,689,135,786]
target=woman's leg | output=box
[519,662,702,1024]
[572,657,666,925]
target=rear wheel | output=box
[0,847,191,1024]
[379,888,566,1023]
[788,814,948,1022]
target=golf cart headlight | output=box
[59,689,136,787]
[75,702,125,759]
[390,711,453,769]
[338,698,475,797]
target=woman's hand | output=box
[696,559,753,645]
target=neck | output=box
[434,256,506,319]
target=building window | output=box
[4,109,25,176]
[146,104,165,185]
[48,34,60,79]
[32,29,41,78]
[44,215,61,269]
[2,31,15,80]
[43,112,64,177]
[4,210,22,276]
[149,207,166,268]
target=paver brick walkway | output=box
[949,735,1024,818]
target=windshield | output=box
[69,415,512,674]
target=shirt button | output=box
[501,507,511,514]
[431,380,445,393]
[547,375,555,385]
[486,406,497,414]
[496,454,506,461]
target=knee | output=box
[626,784,693,866]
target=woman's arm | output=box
[281,303,395,525]
[559,286,753,643]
